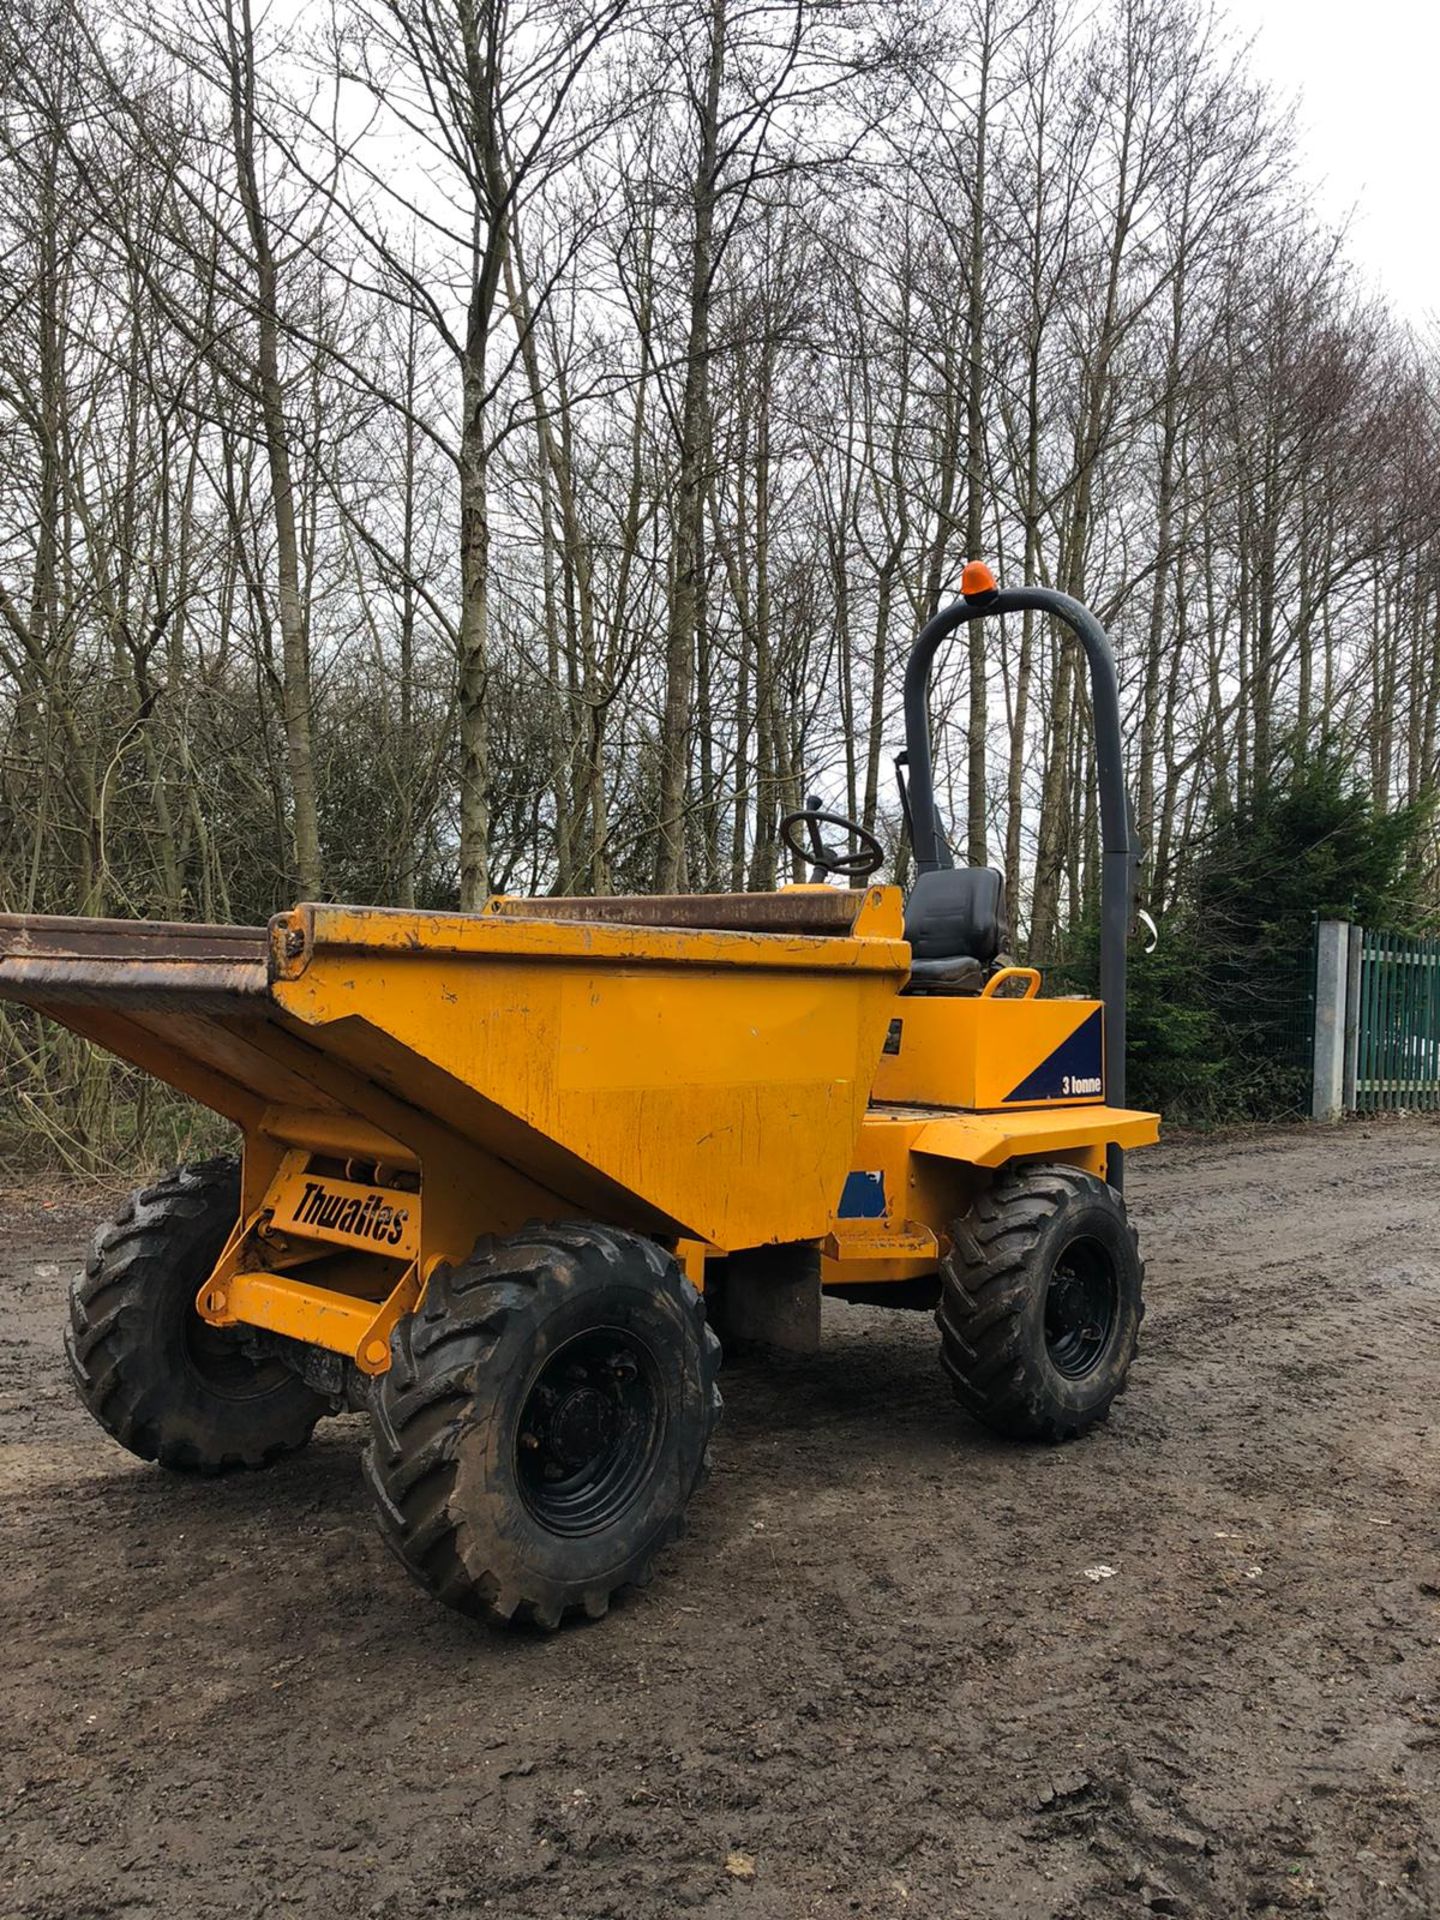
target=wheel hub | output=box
[547,1386,616,1471]
[1044,1235,1120,1380]
[516,1329,662,1537]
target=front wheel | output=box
[364,1222,722,1629]
[67,1157,328,1471]
[937,1163,1143,1441]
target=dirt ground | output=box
[3,1120,1439,1920]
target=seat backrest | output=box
[903,867,1007,963]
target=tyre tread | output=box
[67,1158,323,1472]
[937,1163,1144,1442]
[363,1222,721,1629]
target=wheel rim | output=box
[1044,1235,1120,1380]
[515,1327,664,1537]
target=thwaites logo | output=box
[292,1181,410,1246]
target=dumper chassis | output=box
[3,572,1159,1628]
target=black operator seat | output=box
[902,867,1008,995]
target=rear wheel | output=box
[365,1222,722,1629]
[937,1163,1143,1441]
[67,1157,327,1471]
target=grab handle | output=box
[981,966,1042,1001]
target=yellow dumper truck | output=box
[0,571,1158,1627]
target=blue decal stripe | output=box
[838,1170,886,1219]
[1004,1007,1104,1103]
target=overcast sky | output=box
[1221,0,1435,327]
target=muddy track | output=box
[2,1119,1438,1918]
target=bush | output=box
[1047,745,1435,1124]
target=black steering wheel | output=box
[779,799,885,880]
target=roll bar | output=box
[902,579,1139,1121]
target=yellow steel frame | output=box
[196,1154,429,1375]
[820,1101,1157,1286]
[3,885,1160,1374]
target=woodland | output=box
[2,0,1437,1160]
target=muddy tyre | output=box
[365,1222,722,1629]
[66,1157,327,1471]
[937,1163,1143,1442]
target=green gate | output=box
[1355,929,1440,1112]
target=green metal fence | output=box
[1354,929,1440,1112]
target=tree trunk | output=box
[655,0,725,891]
[225,0,323,899]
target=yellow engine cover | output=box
[870,993,1107,1110]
